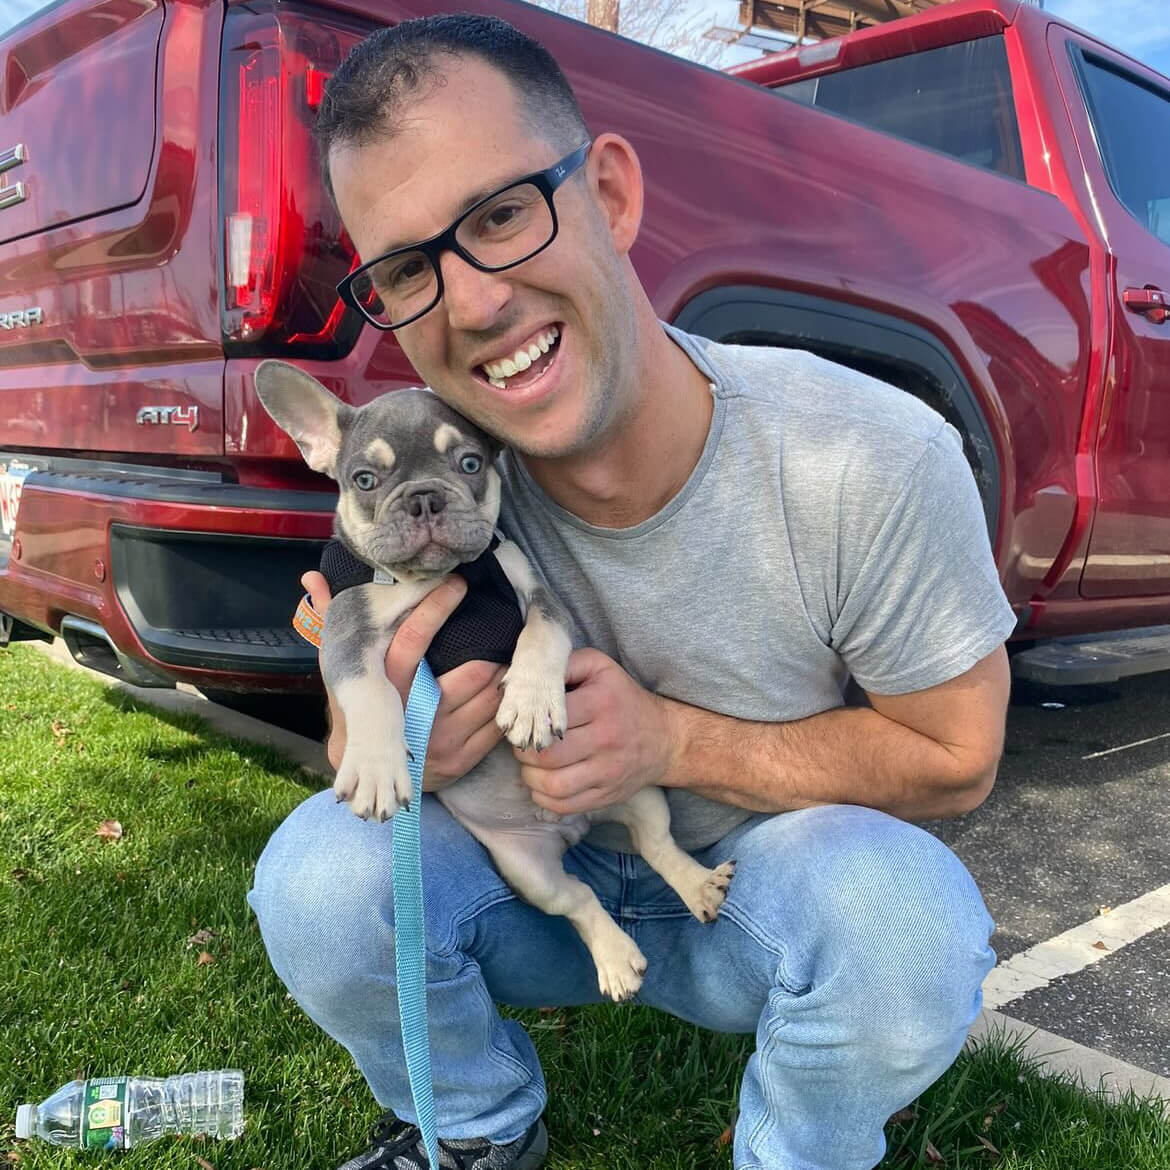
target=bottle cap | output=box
[15,1104,34,1140]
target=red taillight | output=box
[219,3,366,356]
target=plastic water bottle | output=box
[14,1070,244,1151]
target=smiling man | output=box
[247,14,1015,1170]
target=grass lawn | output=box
[2,642,1169,1169]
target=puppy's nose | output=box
[405,486,447,518]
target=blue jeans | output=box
[248,791,994,1169]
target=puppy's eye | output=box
[458,453,483,475]
[353,470,378,491]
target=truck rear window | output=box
[1079,55,1170,247]
[775,36,1025,181]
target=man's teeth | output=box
[482,326,559,385]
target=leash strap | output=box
[394,662,442,1169]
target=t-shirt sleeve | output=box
[829,421,1016,694]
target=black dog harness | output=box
[294,536,525,677]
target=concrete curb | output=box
[22,638,1170,1119]
[966,1009,1170,1116]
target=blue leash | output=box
[394,661,443,1169]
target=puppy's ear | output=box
[254,360,352,477]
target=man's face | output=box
[329,56,637,459]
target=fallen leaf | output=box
[716,1127,733,1147]
[1092,940,1108,951]
[982,1102,1007,1130]
[6,1149,23,1162]
[888,1108,917,1124]
[976,1134,1001,1155]
[925,1139,944,1164]
[196,1158,216,1170]
[10,868,28,881]
[1099,906,1112,916]
[187,929,219,948]
[95,820,123,842]
[591,1128,601,1137]
[51,720,72,741]
[196,951,215,966]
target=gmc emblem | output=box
[0,307,43,328]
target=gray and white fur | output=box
[254,360,735,1001]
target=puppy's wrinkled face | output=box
[254,360,500,578]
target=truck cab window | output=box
[1080,56,1170,247]
[774,36,1026,181]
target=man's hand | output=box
[512,648,675,816]
[302,570,504,789]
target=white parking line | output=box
[982,883,1170,1011]
[1082,731,1170,760]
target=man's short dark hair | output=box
[314,12,590,202]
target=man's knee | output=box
[248,791,503,1005]
[814,809,994,1036]
[749,807,993,1022]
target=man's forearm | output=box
[660,700,996,822]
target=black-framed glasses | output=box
[336,141,592,331]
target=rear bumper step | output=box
[0,457,335,689]
[1011,626,1170,685]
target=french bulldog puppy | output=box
[254,360,735,1001]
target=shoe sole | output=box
[514,1119,548,1169]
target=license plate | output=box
[0,458,34,541]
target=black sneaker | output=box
[337,1112,548,1170]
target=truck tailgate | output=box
[0,0,164,246]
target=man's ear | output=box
[254,360,351,476]
[588,133,643,257]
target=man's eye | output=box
[485,204,521,231]
[353,470,378,491]
[380,254,429,291]
[458,453,483,475]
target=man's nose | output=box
[438,249,513,331]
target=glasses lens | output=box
[352,249,438,328]
[455,183,554,270]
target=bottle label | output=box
[80,1077,130,1150]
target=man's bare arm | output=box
[662,646,1010,821]
[512,645,1009,822]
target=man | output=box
[248,13,1015,1170]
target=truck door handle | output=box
[1123,286,1168,324]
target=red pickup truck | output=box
[1,0,1168,703]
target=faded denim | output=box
[249,791,994,1169]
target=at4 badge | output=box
[80,1077,130,1150]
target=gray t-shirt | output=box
[496,324,1016,852]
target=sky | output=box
[0,0,1166,82]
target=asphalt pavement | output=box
[930,671,1170,1078]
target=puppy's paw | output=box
[496,660,567,751]
[334,741,413,822]
[593,931,648,1003]
[681,859,736,924]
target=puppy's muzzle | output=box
[386,478,467,520]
